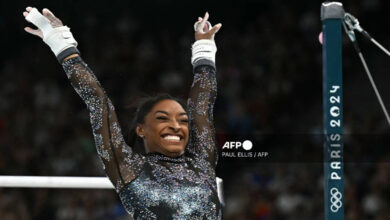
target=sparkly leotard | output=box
[62,57,221,219]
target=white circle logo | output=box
[242,140,253,151]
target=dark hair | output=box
[126,94,188,154]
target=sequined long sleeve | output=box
[62,56,143,192]
[187,59,218,168]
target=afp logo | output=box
[222,140,253,151]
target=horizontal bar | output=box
[0,176,224,192]
[0,176,114,189]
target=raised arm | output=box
[23,7,143,192]
[187,13,222,168]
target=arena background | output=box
[1,0,390,219]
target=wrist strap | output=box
[44,26,78,56]
[191,39,217,65]
[57,47,80,63]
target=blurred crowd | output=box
[1,0,390,219]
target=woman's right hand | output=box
[23,6,64,39]
[23,6,78,59]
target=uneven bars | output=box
[0,175,224,200]
[321,2,345,220]
[0,176,114,189]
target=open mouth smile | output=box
[161,134,184,142]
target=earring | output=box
[139,135,144,139]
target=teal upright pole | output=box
[321,2,345,220]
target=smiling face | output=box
[136,99,189,157]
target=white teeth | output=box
[163,135,180,141]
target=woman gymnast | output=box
[23,6,222,219]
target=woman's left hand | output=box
[194,12,222,41]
